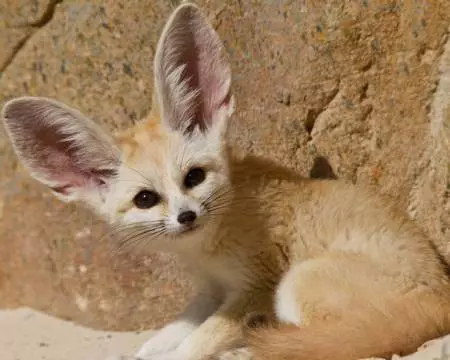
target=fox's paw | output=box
[216,347,253,360]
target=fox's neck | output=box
[174,151,307,291]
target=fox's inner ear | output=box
[2,97,121,210]
[153,3,234,135]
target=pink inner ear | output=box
[38,142,114,196]
[190,30,231,128]
[3,96,120,199]
[48,167,110,196]
[194,14,231,118]
[156,5,231,133]
[220,90,232,109]
[43,151,98,195]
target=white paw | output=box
[135,321,196,358]
[216,347,254,360]
[135,338,172,358]
[132,351,178,360]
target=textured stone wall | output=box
[0,0,449,332]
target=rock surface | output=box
[0,0,449,337]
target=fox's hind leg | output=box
[275,252,397,326]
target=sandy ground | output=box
[0,307,153,360]
[2,307,449,360]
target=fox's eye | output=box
[133,190,160,209]
[184,168,206,188]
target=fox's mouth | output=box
[179,223,201,234]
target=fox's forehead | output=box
[116,119,177,184]
[116,116,167,164]
[114,116,221,188]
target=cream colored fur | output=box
[2,3,450,360]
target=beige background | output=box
[0,0,449,340]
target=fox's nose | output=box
[177,210,197,225]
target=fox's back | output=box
[226,153,449,293]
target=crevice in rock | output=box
[29,0,64,28]
[0,34,31,73]
[305,108,320,135]
[304,82,340,136]
[0,0,63,73]
[360,104,373,122]
[359,82,369,102]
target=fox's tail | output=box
[245,293,450,360]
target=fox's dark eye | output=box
[133,190,160,209]
[184,168,206,188]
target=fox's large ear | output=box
[2,97,121,211]
[153,3,234,135]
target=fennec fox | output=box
[2,3,450,360]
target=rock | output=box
[0,0,449,335]
[275,88,291,106]
[0,0,55,27]
[0,0,190,331]
[0,28,32,71]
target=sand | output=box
[0,307,153,360]
[1,307,449,360]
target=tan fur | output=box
[2,3,449,360]
[246,292,450,360]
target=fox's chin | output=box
[167,223,204,237]
[179,224,201,235]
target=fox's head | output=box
[1,3,235,253]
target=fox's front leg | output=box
[135,291,222,358]
[144,292,270,360]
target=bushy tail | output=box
[245,293,450,360]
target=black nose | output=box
[177,210,197,225]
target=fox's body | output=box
[2,3,449,360]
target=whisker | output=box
[111,179,151,188]
[101,221,163,241]
[111,229,155,255]
[123,226,168,254]
[201,184,261,219]
[107,220,167,256]
[133,228,167,251]
[109,220,164,232]
[202,186,234,205]
[112,229,164,256]
[121,164,154,188]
